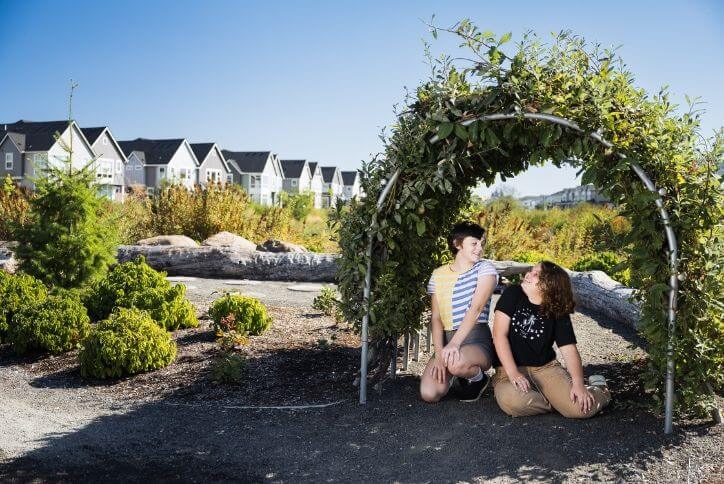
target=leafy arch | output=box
[333,22,722,423]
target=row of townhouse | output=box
[0,120,363,207]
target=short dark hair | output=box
[448,221,486,255]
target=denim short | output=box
[443,323,494,363]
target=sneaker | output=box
[588,374,607,388]
[455,373,490,402]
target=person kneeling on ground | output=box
[420,221,498,403]
[491,261,611,418]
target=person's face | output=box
[522,263,542,291]
[455,235,484,263]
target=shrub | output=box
[0,272,47,342]
[214,314,250,352]
[8,294,90,355]
[572,251,631,286]
[312,286,345,324]
[210,352,246,384]
[208,293,272,335]
[13,147,118,289]
[79,307,177,379]
[87,257,198,330]
[510,250,550,264]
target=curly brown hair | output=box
[538,261,576,320]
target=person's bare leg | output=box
[420,356,452,403]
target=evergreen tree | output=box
[13,123,118,289]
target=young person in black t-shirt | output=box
[491,261,611,418]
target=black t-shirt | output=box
[493,284,577,367]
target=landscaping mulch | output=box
[1,299,722,483]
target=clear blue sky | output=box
[1,0,721,196]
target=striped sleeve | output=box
[426,273,435,294]
[477,260,499,285]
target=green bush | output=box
[208,294,272,336]
[79,307,177,379]
[12,149,118,289]
[510,250,550,264]
[86,257,198,330]
[210,352,246,384]
[572,252,631,286]
[0,272,48,342]
[8,294,90,355]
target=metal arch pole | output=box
[430,112,679,433]
[360,169,401,404]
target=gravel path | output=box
[1,279,721,483]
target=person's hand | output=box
[509,371,530,393]
[570,383,594,414]
[430,355,447,384]
[441,343,460,368]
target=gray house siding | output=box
[91,131,126,187]
[200,150,229,184]
[0,138,23,180]
[145,166,158,188]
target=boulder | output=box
[202,232,257,251]
[257,239,308,253]
[0,241,18,274]
[137,235,199,247]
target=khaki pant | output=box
[492,359,611,418]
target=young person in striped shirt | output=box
[420,221,499,403]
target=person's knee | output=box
[447,360,470,377]
[420,384,444,403]
[494,388,527,417]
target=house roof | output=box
[221,151,270,173]
[321,166,340,183]
[81,127,106,145]
[1,120,71,151]
[280,159,307,179]
[190,143,215,163]
[341,170,359,186]
[0,132,27,152]
[308,162,319,175]
[118,138,185,165]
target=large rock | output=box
[257,239,308,253]
[202,232,256,251]
[0,241,18,274]
[137,235,199,247]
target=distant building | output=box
[307,162,324,208]
[280,159,312,194]
[119,138,199,194]
[190,143,232,187]
[81,126,127,201]
[320,166,344,208]
[518,184,610,209]
[340,170,362,201]
[222,151,284,206]
[1,120,97,191]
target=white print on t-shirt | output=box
[512,307,545,341]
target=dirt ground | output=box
[0,286,722,483]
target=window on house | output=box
[4,153,12,170]
[102,137,109,146]
[227,174,233,183]
[291,179,297,186]
[250,176,256,188]
[116,161,122,173]
[135,165,142,171]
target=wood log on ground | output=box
[117,245,338,281]
[568,270,641,329]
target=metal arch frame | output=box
[358,112,680,435]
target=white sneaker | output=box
[588,374,607,388]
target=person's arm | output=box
[442,274,497,366]
[429,295,448,384]
[492,310,530,392]
[559,344,594,413]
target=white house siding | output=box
[342,177,361,201]
[310,168,323,208]
[282,165,312,195]
[47,124,94,172]
[155,142,198,189]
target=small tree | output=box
[13,124,118,289]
